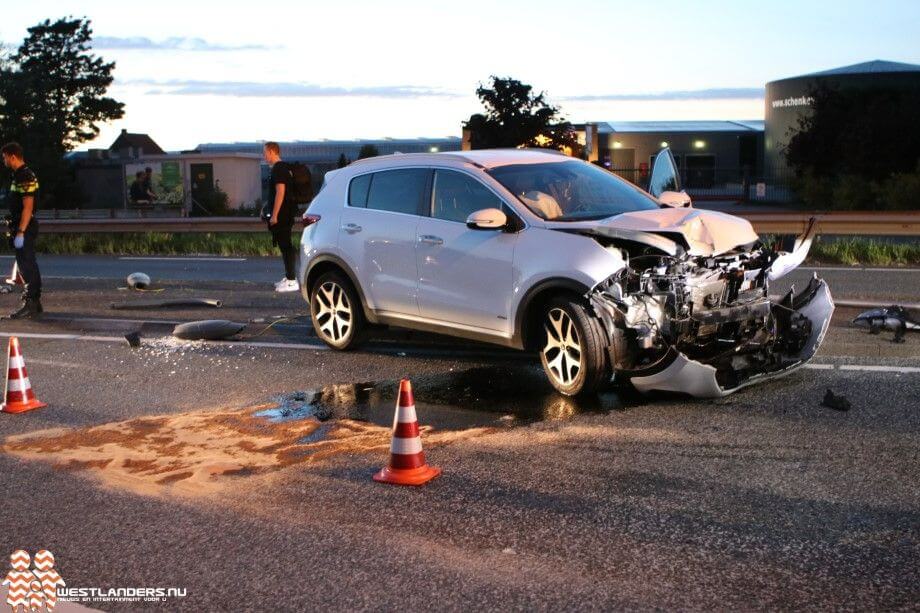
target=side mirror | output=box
[658,190,692,208]
[466,207,507,230]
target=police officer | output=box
[2,142,43,318]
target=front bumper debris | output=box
[623,276,834,398]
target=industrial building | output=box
[575,120,763,189]
[764,59,920,176]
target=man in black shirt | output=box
[2,142,43,318]
[263,141,298,292]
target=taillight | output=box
[302,213,321,228]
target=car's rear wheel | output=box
[539,296,610,396]
[310,271,366,350]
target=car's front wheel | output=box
[310,271,366,350]
[539,296,610,396]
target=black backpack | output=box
[288,162,313,204]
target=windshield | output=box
[487,160,659,221]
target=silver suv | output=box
[298,149,833,397]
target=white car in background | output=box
[298,148,833,397]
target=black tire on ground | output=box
[538,295,610,396]
[309,271,367,350]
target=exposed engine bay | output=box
[575,218,835,397]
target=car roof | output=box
[349,148,570,171]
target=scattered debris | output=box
[124,331,141,348]
[853,305,919,343]
[110,298,222,310]
[822,388,852,412]
[126,272,151,290]
[173,319,246,341]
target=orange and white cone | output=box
[373,379,440,486]
[1,337,47,414]
[5,260,24,285]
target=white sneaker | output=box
[273,278,288,290]
[275,279,299,293]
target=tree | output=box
[785,83,920,210]
[357,144,379,159]
[464,76,580,153]
[336,153,350,168]
[785,83,920,181]
[0,17,124,205]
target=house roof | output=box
[109,130,165,155]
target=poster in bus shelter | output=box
[125,161,184,205]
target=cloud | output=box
[93,36,274,52]
[562,87,764,102]
[119,79,458,99]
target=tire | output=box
[309,271,366,350]
[538,296,610,396]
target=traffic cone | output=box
[1,337,47,414]
[5,261,24,286]
[373,379,440,486]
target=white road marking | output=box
[118,256,247,262]
[801,267,920,273]
[838,364,920,374]
[803,364,835,370]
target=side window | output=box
[348,173,372,207]
[432,170,502,223]
[366,168,429,215]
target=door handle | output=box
[342,223,362,234]
[418,235,443,246]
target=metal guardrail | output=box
[33,212,920,236]
[738,212,920,236]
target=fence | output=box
[611,166,798,203]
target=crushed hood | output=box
[554,208,760,256]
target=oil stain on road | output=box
[2,366,634,498]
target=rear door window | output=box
[366,168,430,215]
[431,170,503,223]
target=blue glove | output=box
[13,234,24,250]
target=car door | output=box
[337,168,429,316]
[648,147,682,198]
[416,168,519,333]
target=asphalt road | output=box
[3,253,919,302]
[0,264,917,611]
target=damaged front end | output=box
[585,221,834,397]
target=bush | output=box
[877,162,920,211]
[796,172,835,209]
[192,185,232,216]
[795,166,920,211]
[831,175,879,211]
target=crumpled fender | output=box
[766,217,818,281]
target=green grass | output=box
[0,232,302,257]
[1,232,918,266]
[807,237,920,267]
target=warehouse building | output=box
[575,120,763,189]
[764,59,920,176]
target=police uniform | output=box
[5,164,43,315]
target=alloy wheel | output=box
[543,307,583,387]
[312,281,353,343]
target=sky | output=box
[2,0,919,151]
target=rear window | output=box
[348,173,372,207]
[365,168,430,215]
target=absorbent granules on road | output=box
[1,404,492,498]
